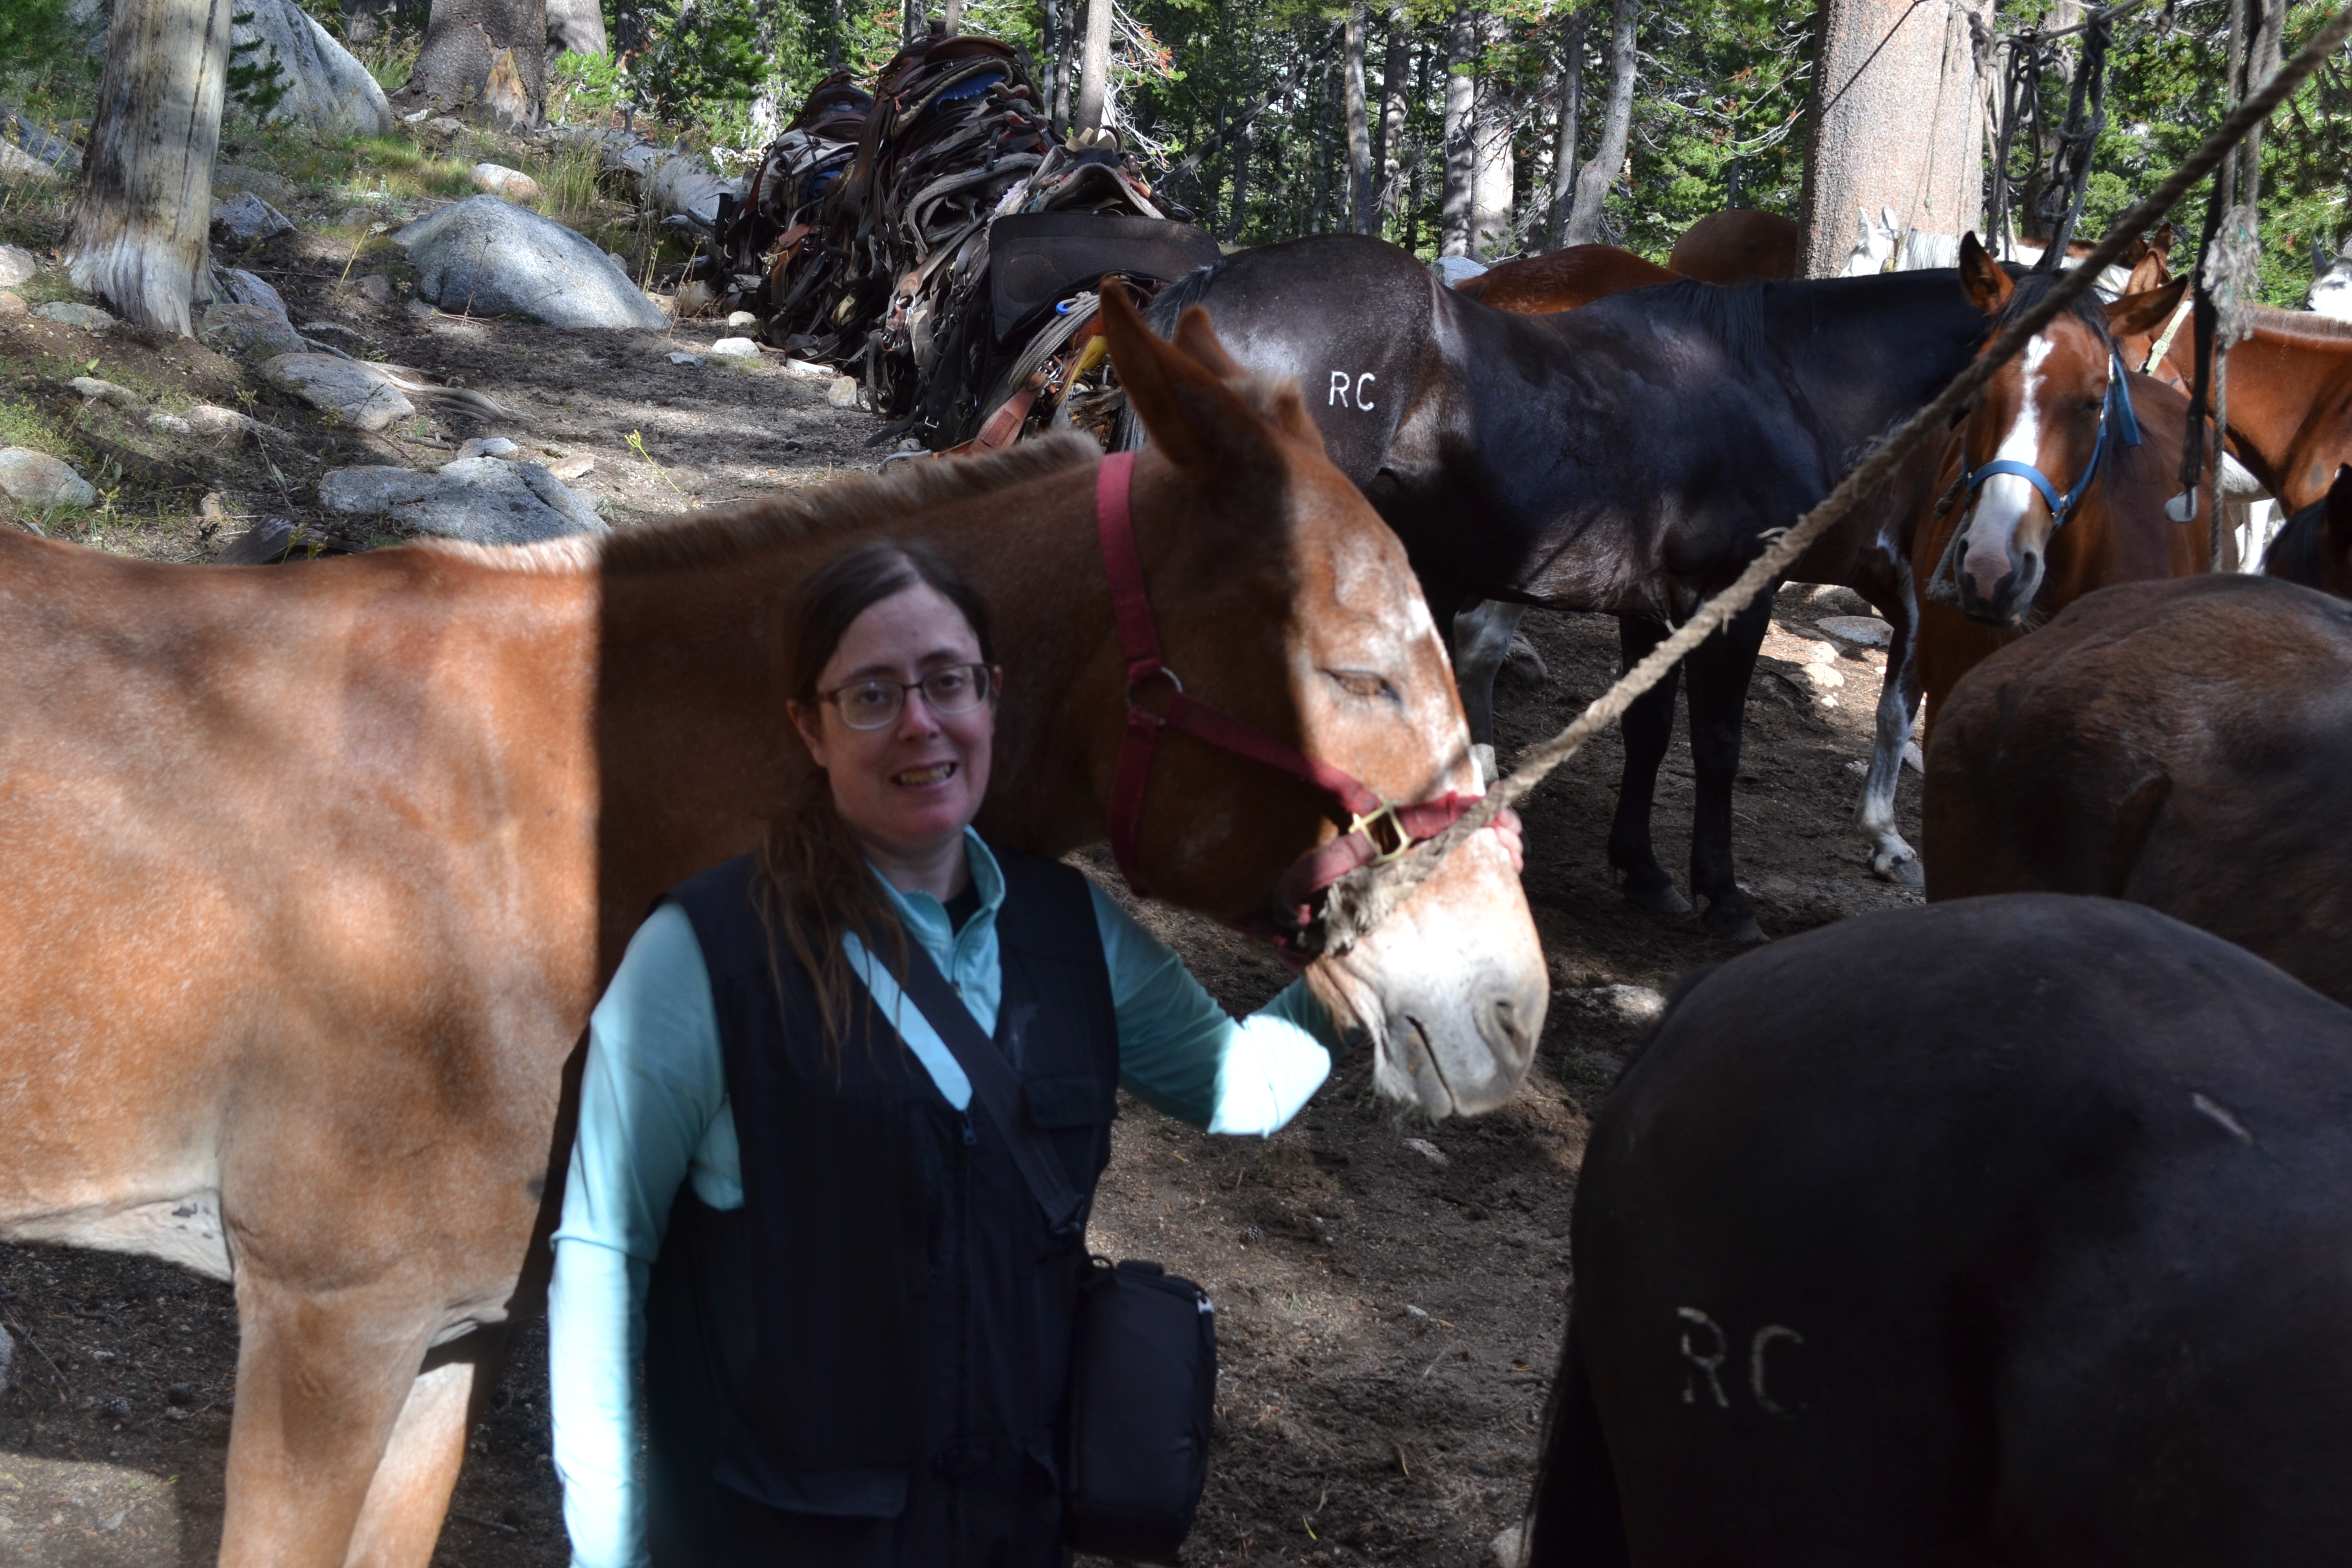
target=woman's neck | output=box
[860,830,972,904]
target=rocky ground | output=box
[0,118,1926,1567]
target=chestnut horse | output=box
[1524,893,2352,1564]
[1907,241,2197,735]
[1923,573,2352,1008]
[1453,244,1679,313]
[1666,209,1800,284]
[0,290,1546,1565]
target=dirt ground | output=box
[1,168,1924,1565]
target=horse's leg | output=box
[1854,576,1925,886]
[1452,598,1527,782]
[341,1329,515,1566]
[1682,595,1772,943]
[218,1270,440,1567]
[1607,615,1691,918]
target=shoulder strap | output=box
[892,939,1089,1238]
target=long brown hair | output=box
[756,540,997,1052]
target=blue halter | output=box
[1961,349,2143,527]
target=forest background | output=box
[6,0,2349,305]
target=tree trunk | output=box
[1040,0,1061,130]
[1545,11,1584,250]
[1224,110,1254,240]
[1470,12,1513,258]
[1376,0,1410,230]
[828,0,845,67]
[67,0,231,336]
[409,0,547,125]
[942,0,963,35]
[1559,0,1635,247]
[1439,0,1476,257]
[1072,0,1113,134]
[1798,0,1990,277]
[1343,8,1376,234]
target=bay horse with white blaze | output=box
[1525,893,2352,1564]
[1139,233,2001,938]
[1908,240,2199,728]
[0,289,1547,1565]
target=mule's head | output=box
[1095,283,1546,1118]
[1949,234,2185,625]
[2265,463,2352,599]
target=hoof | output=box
[1620,877,1694,920]
[1701,900,1768,945]
[1869,845,1926,888]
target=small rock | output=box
[213,266,287,315]
[99,1396,131,1421]
[1594,983,1665,1025]
[217,518,301,564]
[0,291,23,316]
[784,358,831,378]
[547,454,594,481]
[67,376,137,407]
[0,448,96,508]
[1403,1137,1450,1169]
[183,404,260,439]
[318,458,607,545]
[707,336,760,360]
[201,301,306,364]
[1807,584,1873,617]
[1800,660,1845,691]
[1845,758,1868,778]
[1403,1303,1431,1319]
[667,351,705,367]
[424,115,466,139]
[260,353,415,431]
[33,301,116,333]
[725,310,760,330]
[355,273,395,304]
[212,191,293,243]
[826,375,861,408]
[165,1383,201,1407]
[455,436,519,459]
[0,244,34,288]
[1815,614,1895,651]
[470,162,541,202]
[149,412,191,435]
[299,321,370,345]
[404,297,437,320]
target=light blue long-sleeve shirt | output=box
[549,831,1340,1568]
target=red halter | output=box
[1093,451,1475,959]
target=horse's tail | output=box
[1114,259,1228,453]
[1520,1309,1630,1567]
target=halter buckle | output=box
[1124,663,1184,713]
[1346,800,1416,866]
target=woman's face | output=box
[790,581,997,867]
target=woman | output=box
[548,540,1518,1567]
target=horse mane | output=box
[1144,260,1226,338]
[2245,303,2352,345]
[430,432,1100,575]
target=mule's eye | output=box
[1325,668,1396,703]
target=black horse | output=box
[1528,893,2352,1564]
[1136,234,1991,938]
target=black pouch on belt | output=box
[892,940,1217,1564]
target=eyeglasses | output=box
[818,664,994,730]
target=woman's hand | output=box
[1487,806,1526,874]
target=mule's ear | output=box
[2151,220,2177,260]
[1099,277,1276,475]
[2107,275,2188,339]
[1958,232,2011,316]
[1170,303,1248,381]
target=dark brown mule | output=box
[0,289,1547,1565]
[1908,241,2196,733]
[2264,461,2352,597]
[2115,243,2352,512]
[1923,574,2352,1008]
[1665,208,1800,284]
[1524,894,2352,1565]
[1452,244,1679,313]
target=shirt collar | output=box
[868,827,1005,939]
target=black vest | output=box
[646,849,1120,1568]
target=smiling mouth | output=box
[894,762,957,787]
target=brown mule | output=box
[2264,462,2352,597]
[1923,574,2352,1008]
[1665,208,1800,284]
[1452,243,1679,312]
[1909,236,2198,732]
[0,287,1547,1565]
